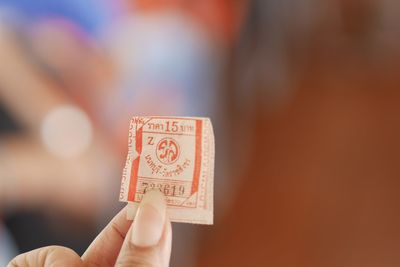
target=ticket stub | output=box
[119,116,214,224]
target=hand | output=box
[8,190,172,267]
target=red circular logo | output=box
[156,137,180,164]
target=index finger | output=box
[82,205,132,267]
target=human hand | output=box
[8,190,172,267]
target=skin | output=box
[7,206,172,267]
[0,22,116,219]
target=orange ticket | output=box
[120,116,214,224]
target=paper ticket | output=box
[119,116,214,224]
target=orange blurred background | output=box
[1,0,400,266]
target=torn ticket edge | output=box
[119,116,214,225]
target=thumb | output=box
[116,190,172,267]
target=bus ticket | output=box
[119,116,214,224]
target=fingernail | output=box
[131,190,166,247]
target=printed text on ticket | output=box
[120,116,214,224]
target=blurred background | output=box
[1,0,400,266]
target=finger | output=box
[116,190,172,267]
[82,206,132,267]
[8,246,83,267]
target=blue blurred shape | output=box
[0,0,118,36]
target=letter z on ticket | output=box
[120,116,214,224]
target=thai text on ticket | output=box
[120,116,214,224]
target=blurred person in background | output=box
[0,0,233,266]
[0,0,122,263]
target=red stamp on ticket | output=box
[120,116,214,224]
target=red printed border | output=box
[128,118,203,203]
[128,123,143,201]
